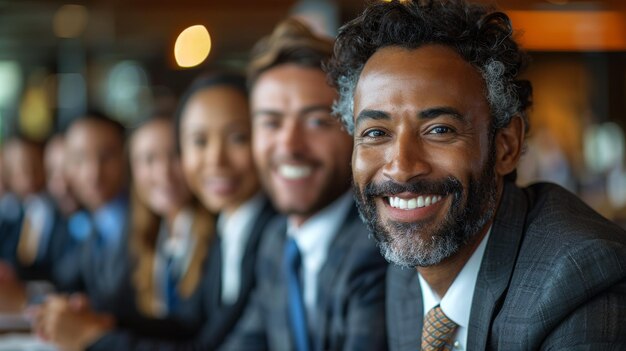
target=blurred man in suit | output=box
[0,136,47,312]
[222,18,388,351]
[0,136,46,267]
[327,0,626,350]
[52,112,131,312]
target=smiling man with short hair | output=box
[222,18,388,351]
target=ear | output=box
[494,115,525,177]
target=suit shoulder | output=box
[523,182,626,245]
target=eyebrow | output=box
[253,105,332,119]
[355,109,390,128]
[419,107,465,121]
[253,109,282,118]
[355,106,465,128]
[300,105,332,116]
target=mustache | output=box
[362,177,463,198]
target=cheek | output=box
[171,164,190,192]
[182,148,201,178]
[231,148,256,175]
[353,146,383,185]
[135,183,151,205]
[252,136,270,171]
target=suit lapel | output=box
[263,217,294,349]
[388,265,423,351]
[240,199,275,298]
[467,182,528,350]
[314,205,359,351]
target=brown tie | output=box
[422,305,458,351]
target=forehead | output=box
[132,120,172,149]
[4,140,41,159]
[354,45,487,115]
[251,64,336,110]
[182,87,249,128]
[67,119,124,149]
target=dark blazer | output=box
[0,211,22,266]
[386,182,626,351]
[51,205,133,316]
[15,203,77,285]
[88,198,277,350]
[221,200,389,351]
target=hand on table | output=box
[0,260,26,313]
[33,293,115,351]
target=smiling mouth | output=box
[386,195,444,210]
[277,164,312,180]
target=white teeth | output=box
[387,195,443,210]
[398,198,407,209]
[407,198,416,209]
[278,165,312,179]
[417,196,424,208]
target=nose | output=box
[382,130,431,183]
[206,138,227,167]
[277,118,306,156]
[154,157,174,185]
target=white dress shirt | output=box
[287,191,354,328]
[217,193,265,305]
[419,228,491,350]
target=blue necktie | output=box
[284,238,310,351]
[165,256,179,313]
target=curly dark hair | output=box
[326,0,532,135]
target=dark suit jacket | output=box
[222,201,389,351]
[51,204,133,316]
[386,182,626,351]
[15,202,77,286]
[88,199,277,350]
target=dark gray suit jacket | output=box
[222,201,389,351]
[387,182,626,351]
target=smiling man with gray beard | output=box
[327,0,626,350]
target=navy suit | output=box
[222,201,389,351]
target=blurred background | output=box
[0,0,626,223]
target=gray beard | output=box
[354,154,498,268]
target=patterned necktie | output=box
[284,238,310,351]
[422,305,458,351]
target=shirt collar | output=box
[217,192,265,242]
[287,191,353,268]
[419,227,491,329]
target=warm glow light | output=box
[53,4,89,38]
[508,10,626,51]
[20,87,52,140]
[174,25,212,68]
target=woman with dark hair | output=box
[127,116,213,319]
[36,74,276,351]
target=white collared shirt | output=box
[419,228,491,351]
[217,193,265,305]
[287,191,353,327]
